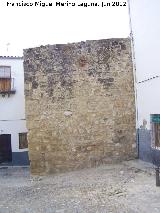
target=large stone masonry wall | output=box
[24,38,137,175]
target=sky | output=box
[0,0,130,56]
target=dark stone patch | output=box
[112,41,119,46]
[117,130,123,134]
[48,88,53,97]
[97,78,114,87]
[34,52,41,60]
[88,71,94,77]
[108,78,114,82]
[113,135,126,144]
[78,56,88,67]
[24,74,32,82]
[103,118,108,122]
[87,47,91,53]
[57,96,65,101]
[32,81,38,89]
[60,79,73,88]
[120,43,126,50]
[55,44,64,50]
[47,77,57,97]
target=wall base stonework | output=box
[24,38,137,175]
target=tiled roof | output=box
[0,56,23,59]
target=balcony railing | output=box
[0,78,16,95]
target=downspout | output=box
[127,0,139,158]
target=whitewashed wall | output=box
[129,0,160,129]
[0,58,27,152]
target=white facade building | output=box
[0,56,29,165]
[129,0,160,163]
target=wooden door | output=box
[0,134,12,163]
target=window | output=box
[151,114,160,148]
[0,66,11,78]
[0,66,16,94]
[0,66,11,92]
[19,133,28,149]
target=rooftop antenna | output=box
[6,42,10,54]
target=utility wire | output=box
[138,75,160,84]
[0,119,26,121]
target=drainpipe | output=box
[155,167,160,186]
[127,0,139,158]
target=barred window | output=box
[0,66,11,78]
[0,66,11,92]
[19,133,28,149]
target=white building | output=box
[129,0,160,163]
[0,56,29,165]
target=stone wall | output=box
[24,38,137,175]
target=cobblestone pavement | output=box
[0,160,160,213]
